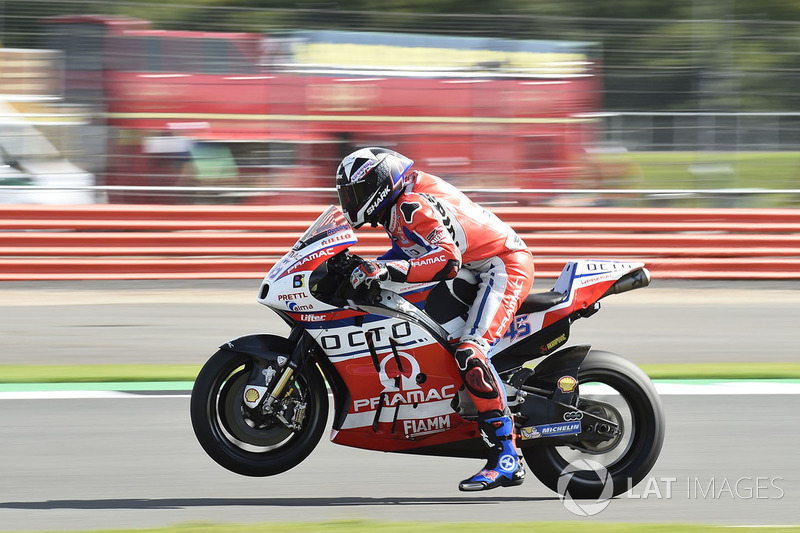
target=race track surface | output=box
[1,279,799,366]
[0,394,796,530]
[0,280,798,530]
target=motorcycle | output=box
[191,205,665,498]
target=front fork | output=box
[241,326,313,431]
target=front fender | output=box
[219,334,294,363]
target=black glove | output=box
[350,260,389,289]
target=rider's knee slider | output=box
[455,346,500,400]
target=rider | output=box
[335,147,535,491]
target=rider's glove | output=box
[350,260,389,289]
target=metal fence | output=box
[1,2,800,206]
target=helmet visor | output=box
[336,151,413,228]
[336,179,371,227]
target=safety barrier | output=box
[1,204,799,280]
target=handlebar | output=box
[315,250,382,306]
[316,249,453,353]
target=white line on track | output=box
[0,391,188,400]
[586,381,800,396]
[653,381,800,395]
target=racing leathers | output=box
[371,170,534,412]
[348,168,534,490]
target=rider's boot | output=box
[458,414,525,491]
[454,339,525,491]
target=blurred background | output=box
[1,0,800,207]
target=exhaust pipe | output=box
[602,267,651,298]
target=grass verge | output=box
[0,364,201,384]
[640,362,800,380]
[598,151,800,207]
[1,362,800,384]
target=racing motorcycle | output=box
[191,205,665,498]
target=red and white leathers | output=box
[377,170,535,415]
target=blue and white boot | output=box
[459,415,525,491]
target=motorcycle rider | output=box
[335,147,534,491]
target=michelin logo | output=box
[520,421,581,440]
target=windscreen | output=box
[292,205,352,251]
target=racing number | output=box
[504,316,532,341]
[422,194,460,248]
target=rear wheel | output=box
[523,350,665,499]
[190,349,328,476]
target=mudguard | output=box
[219,334,295,362]
[527,344,591,405]
[512,344,620,447]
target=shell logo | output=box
[244,388,260,403]
[557,376,578,393]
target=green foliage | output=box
[2,0,800,112]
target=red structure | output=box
[46,15,601,203]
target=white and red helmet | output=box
[335,147,414,228]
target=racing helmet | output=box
[335,147,414,228]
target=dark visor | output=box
[337,179,371,220]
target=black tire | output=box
[190,349,328,477]
[523,350,665,499]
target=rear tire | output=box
[523,350,665,498]
[190,349,328,477]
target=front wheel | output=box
[190,349,328,477]
[523,350,665,499]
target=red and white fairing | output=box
[255,205,648,453]
[257,206,355,317]
[492,259,647,353]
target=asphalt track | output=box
[1,278,799,367]
[0,393,797,530]
[0,279,799,530]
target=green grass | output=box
[640,362,800,380]
[595,151,800,207]
[2,362,800,384]
[0,364,202,384]
[4,522,799,533]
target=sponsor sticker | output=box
[286,247,334,274]
[426,226,448,245]
[480,469,499,482]
[410,253,446,268]
[299,313,326,322]
[243,385,268,408]
[519,421,581,440]
[293,274,304,288]
[320,232,355,247]
[351,160,376,183]
[540,333,567,354]
[403,415,451,437]
[326,224,349,236]
[365,185,391,215]
[278,292,306,301]
[558,375,578,393]
[244,388,260,403]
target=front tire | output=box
[523,350,665,498]
[190,349,328,477]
